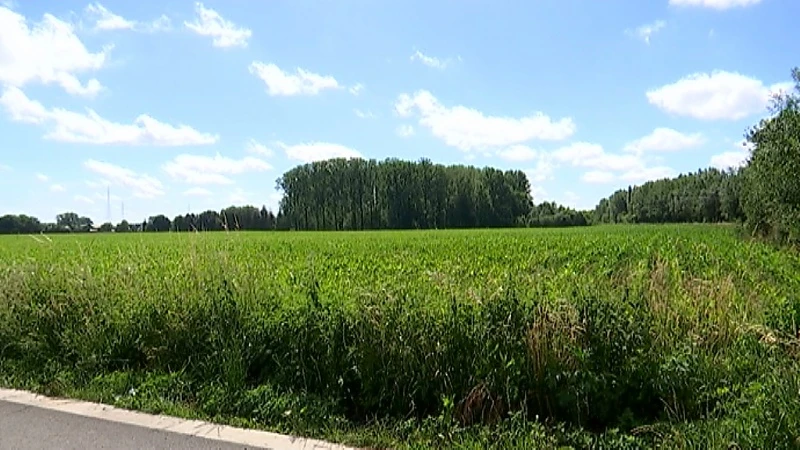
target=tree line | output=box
[276,158,536,230]
[1,158,593,234]
[3,66,797,239]
[591,167,744,224]
[0,196,589,234]
[590,66,799,244]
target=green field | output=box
[2,225,800,448]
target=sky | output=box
[0,0,797,224]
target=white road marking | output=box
[0,388,354,450]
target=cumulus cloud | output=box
[84,3,135,30]
[582,170,615,184]
[163,153,272,185]
[354,109,374,119]
[710,140,754,170]
[550,142,675,185]
[83,160,164,198]
[669,0,763,9]
[245,139,273,156]
[349,83,364,96]
[0,6,109,96]
[497,145,539,162]
[84,3,171,33]
[184,2,251,48]
[277,141,363,163]
[0,87,218,145]
[395,90,575,153]
[646,70,791,120]
[624,127,706,155]
[410,50,459,70]
[249,62,340,96]
[395,124,415,138]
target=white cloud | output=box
[184,2,251,48]
[395,90,575,153]
[549,141,675,185]
[0,6,109,96]
[163,153,272,185]
[0,87,218,145]
[626,20,666,44]
[83,160,164,198]
[646,71,790,120]
[624,127,705,155]
[410,50,458,70]
[0,163,10,171]
[395,124,415,138]
[278,141,363,163]
[621,166,676,183]
[249,62,340,96]
[524,157,556,183]
[710,149,749,169]
[669,0,763,9]
[582,171,615,184]
[228,187,252,205]
[245,138,273,156]
[561,191,581,209]
[74,194,94,204]
[35,173,48,182]
[530,185,548,202]
[84,3,172,33]
[497,145,538,162]
[84,3,135,31]
[147,15,172,33]
[354,109,374,119]
[183,187,212,197]
[552,142,643,172]
[349,83,364,95]
[49,183,65,192]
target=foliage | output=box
[1,225,799,448]
[592,168,744,225]
[276,157,534,230]
[741,67,800,244]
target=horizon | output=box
[0,0,796,224]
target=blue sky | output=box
[0,0,797,224]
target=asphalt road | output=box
[0,400,266,449]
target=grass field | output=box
[2,225,800,448]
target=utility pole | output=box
[106,185,111,224]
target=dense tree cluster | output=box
[3,67,798,240]
[740,68,800,243]
[526,202,590,227]
[277,157,534,230]
[590,66,800,246]
[592,168,744,224]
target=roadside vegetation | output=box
[0,68,799,448]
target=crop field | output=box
[1,225,800,448]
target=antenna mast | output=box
[106,185,111,223]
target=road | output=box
[0,389,353,450]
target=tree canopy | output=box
[3,66,798,241]
[276,157,534,230]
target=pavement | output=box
[0,389,354,450]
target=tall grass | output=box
[1,225,800,448]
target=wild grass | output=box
[1,225,800,448]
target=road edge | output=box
[0,388,355,450]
